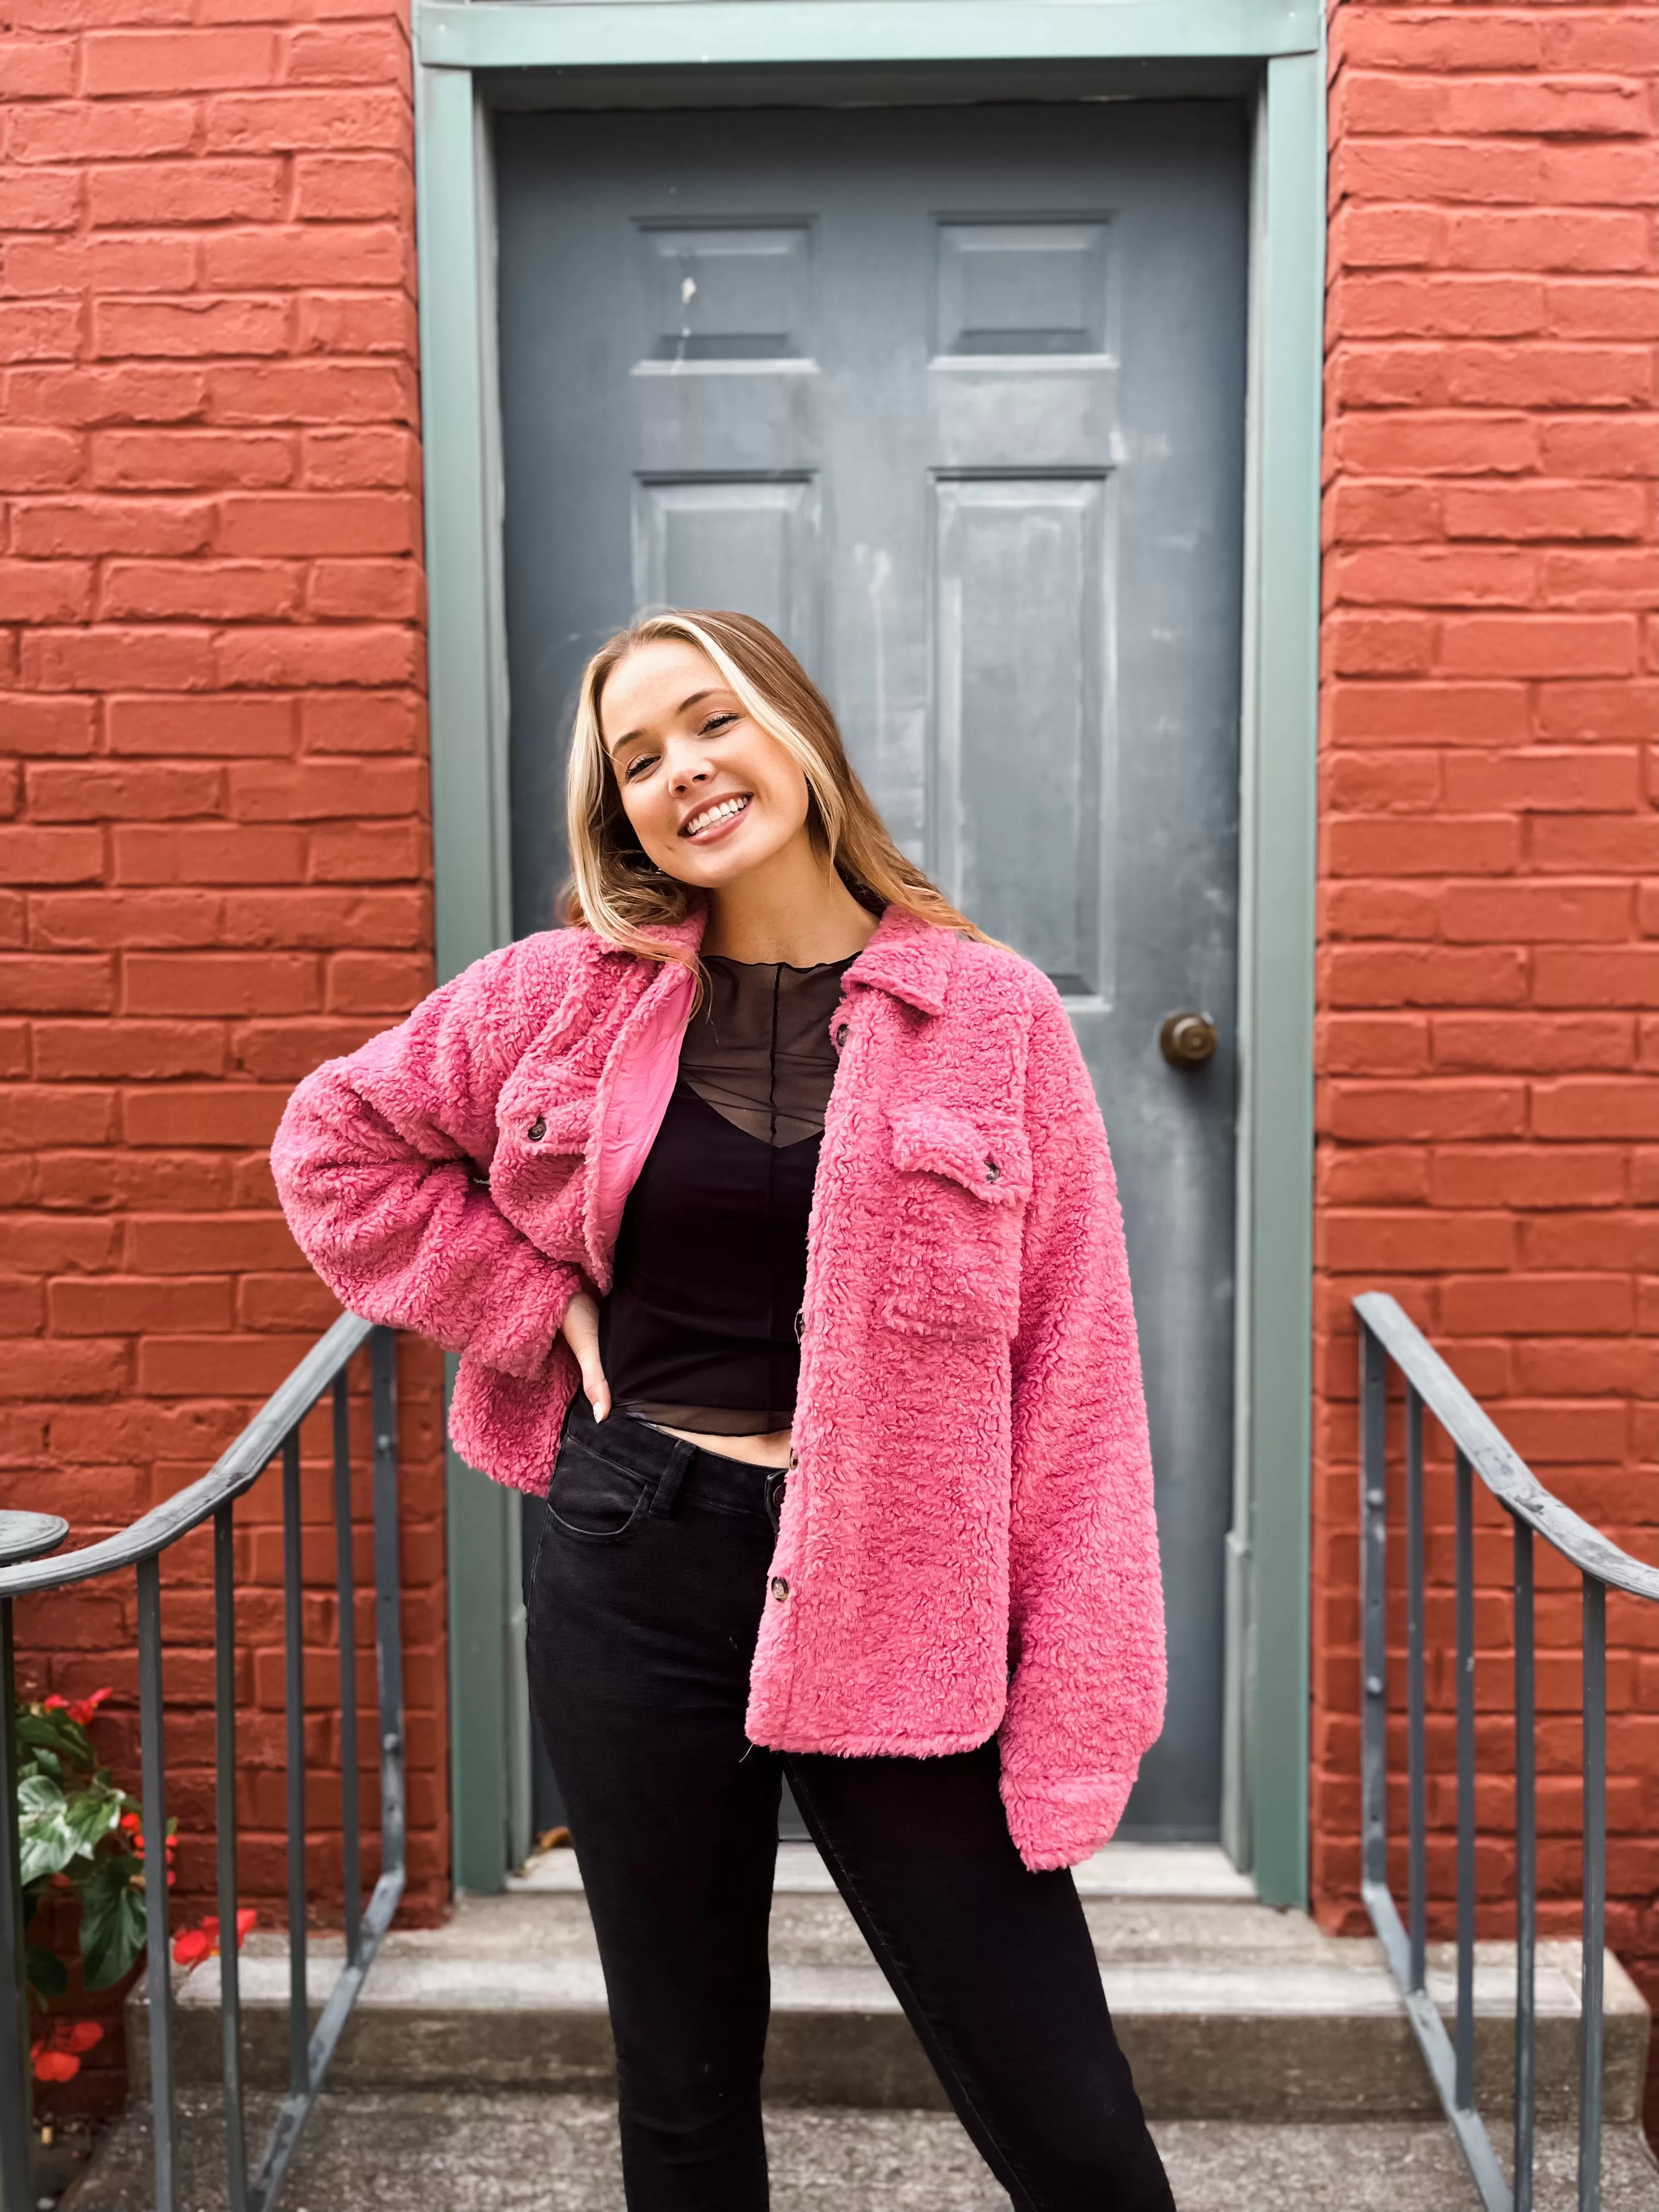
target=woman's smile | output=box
[680,791,753,842]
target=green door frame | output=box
[412,0,1324,1906]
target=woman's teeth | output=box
[683,794,751,838]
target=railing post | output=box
[1579,1576,1606,2212]
[1358,1318,1389,1894]
[1406,1384,1426,1996]
[1454,1448,1476,2115]
[370,1332,407,1884]
[281,1433,309,2101]
[214,1502,249,2212]
[1513,1515,1536,2212]
[0,1599,32,2212]
[137,1554,177,2212]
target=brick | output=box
[138,1334,315,1396]
[283,22,405,82]
[114,823,306,883]
[1323,752,1441,813]
[0,301,78,362]
[0,1085,115,1149]
[0,428,80,493]
[99,560,301,622]
[122,1085,287,1146]
[291,154,409,221]
[1541,550,1659,612]
[1531,817,1659,873]
[1332,547,1534,608]
[1325,1081,1526,1143]
[1439,1274,1632,1336]
[1537,419,1659,482]
[1331,414,1537,478]
[0,1342,127,1400]
[5,364,205,426]
[1444,750,1640,813]
[206,362,413,424]
[1534,949,1659,1009]
[1325,481,1442,542]
[1429,1147,1627,1212]
[1337,139,1542,206]
[217,493,414,557]
[89,430,294,491]
[83,29,278,95]
[216,625,419,690]
[32,1022,225,1080]
[295,292,416,357]
[1326,817,1520,877]
[227,758,424,820]
[7,101,197,164]
[48,1275,232,1334]
[1441,883,1633,944]
[27,762,222,821]
[0,562,94,623]
[0,827,103,884]
[1320,1209,1513,1273]
[1540,143,1659,206]
[202,91,407,154]
[1437,616,1637,679]
[1328,613,1434,676]
[93,297,290,360]
[1445,209,1650,276]
[0,167,80,230]
[223,887,426,949]
[1533,1083,1659,1141]
[125,1212,298,1276]
[108,696,295,758]
[0,957,111,1013]
[121,952,318,1016]
[1335,275,1544,342]
[86,159,283,228]
[1433,1016,1633,1074]
[4,234,199,298]
[201,223,408,290]
[307,821,426,880]
[231,1017,382,1079]
[1326,682,1527,746]
[1522,1213,1659,1272]
[21,627,216,692]
[1444,484,1647,543]
[324,951,427,1014]
[12,498,213,558]
[306,560,421,621]
[30,890,223,950]
[1336,342,1652,412]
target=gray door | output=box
[498,102,1247,1842]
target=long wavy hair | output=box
[561,610,1002,994]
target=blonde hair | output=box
[561,609,1005,988]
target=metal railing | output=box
[1355,1291,1659,2212]
[0,1314,405,2212]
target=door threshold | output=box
[509,1838,1255,1901]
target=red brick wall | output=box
[0,0,444,2108]
[1319,0,1659,2133]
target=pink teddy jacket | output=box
[269,896,1166,1871]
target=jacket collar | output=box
[625,894,956,1018]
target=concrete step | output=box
[129,1846,1650,2125]
[71,2090,1659,2212]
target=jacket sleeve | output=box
[268,939,589,1380]
[997,973,1167,1871]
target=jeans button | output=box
[770,1576,789,1602]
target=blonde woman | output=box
[272,610,1172,2211]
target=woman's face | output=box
[600,637,812,891]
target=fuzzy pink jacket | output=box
[269,897,1166,1871]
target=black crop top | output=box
[596,951,860,1435]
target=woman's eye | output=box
[701,713,738,735]
[623,755,653,782]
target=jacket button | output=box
[833,1022,849,1049]
[770,1576,789,1602]
[984,1157,1001,1182]
[793,1308,805,1342]
[527,1115,546,1142]
[787,1447,799,1471]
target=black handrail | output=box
[0,1314,406,2212]
[1353,1291,1658,2212]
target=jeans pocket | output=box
[545,1434,652,1544]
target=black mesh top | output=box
[596,951,860,1435]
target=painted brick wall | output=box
[1320,0,1659,2135]
[0,0,444,2108]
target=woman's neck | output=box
[700,854,881,968]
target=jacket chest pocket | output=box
[879,1102,1032,1342]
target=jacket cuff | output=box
[998,1768,1139,1873]
[463,1253,585,1380]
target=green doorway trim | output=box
[413,0,1323,1908]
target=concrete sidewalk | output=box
[70,2092,1659,2211]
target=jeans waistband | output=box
[561,1391,789,1533]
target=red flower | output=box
[66,1688,112,1727]
[41,1695,67,1713]
[235,1909,257,1944]
[32,2049,79,2083]
[119,1813,140,1835]
[172,1927,213,1968]
[61,2022,103,2055]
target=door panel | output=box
[498,101,1248,1842]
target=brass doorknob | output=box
[1159,1011,1218,1068]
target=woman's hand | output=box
[560,1290,612,1421]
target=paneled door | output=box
[498,101,1248,1843]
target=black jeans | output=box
[525,1390,1175,2212]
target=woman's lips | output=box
[680,793,753,842]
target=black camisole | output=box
[596,951,859,1436]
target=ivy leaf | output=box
[25,1945,67,2001]
[78,1860,146,1993]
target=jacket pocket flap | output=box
[887,1102,1031,1204]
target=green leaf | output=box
[27,1746,61,1782]
[25,1945,67,2000]
[63,1785,122,1855]
[79,1860,146,1993]
[17,1775,79,1888]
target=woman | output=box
[271,609,1173,2212]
